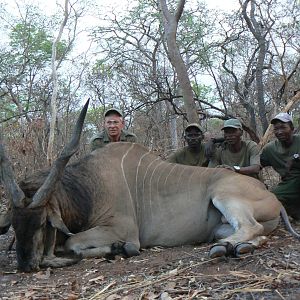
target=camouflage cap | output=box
[271,112,293,124]
[104,107,123,117]
[221,119,242,130]
[185,123,202,132]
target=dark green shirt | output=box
[167,144,208,167]
[90,129,137,151]
[260,134,300,179]
[208,140,260,175]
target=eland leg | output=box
[210,198,265,258]
[210,217,279,258]
[65,226,140,258]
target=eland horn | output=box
[29,99,90,209]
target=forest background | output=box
[0,0,299,180]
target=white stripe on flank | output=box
[120,144,137,221]
[187,167,198,204]
[163,164,177,188]
[176,166,188,193]
[148,160,165,213]
[156,162,172,210]
[141,156,161,223]
[135,150,152,216]
[196,166,211,182]
[163,164,188,198]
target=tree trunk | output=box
[159,0,199,123]
[241,0,270,132]
[47,0,69,166]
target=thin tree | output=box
[158,0,199,123]
[47,0,70,166]
[240,0,272,132]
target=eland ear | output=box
[47,209,74,237]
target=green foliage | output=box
[176,2,213,67]
[0,5,70,123]
[206,118,223,131]
[128,0,161,23]
[9,22,68,63]
[85,106,105,129]
[192,82,214,102]
[0,100,17,121]
[92,60,113,78]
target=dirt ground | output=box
[0,221,300,300]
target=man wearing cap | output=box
[208,118,260,178]
[261,112,300,220]
[90,108,137,151]
[167,123,209,167]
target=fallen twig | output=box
[88,258,217,300]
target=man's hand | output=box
[215,164,235,171]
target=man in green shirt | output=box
[261,112,300,220]
[208,119,260,178]
[90,108,137,151]
[167,123,208,167]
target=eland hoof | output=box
[234,242,254,258]
[109,241,140,258]
[105,241,125,260]
[123,242,140,257]
[209,242,233,258]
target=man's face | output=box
[273,121,293,143]
[104,114,124,139]
[185,128,203,149]
[223,127,242,145]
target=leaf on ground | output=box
[33,268,51,280]
[140,291,159,299]
[88,275,105,283]
[160,291,173,300]
[168,268,178,276]
[106,294,122,300]
[67,293,79,300]
[163,281,176,290]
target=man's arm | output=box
[260,147,270,168]
[235,141,261,176]
[235,164,260,176]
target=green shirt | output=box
[208,140,260,170]
[90,129,137,151]
[260,134,300,179]
[167,144,208,167]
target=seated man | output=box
[208,119,260,178]
[261,112,300,221]
[167,123,208,167]
[90,108,137,151]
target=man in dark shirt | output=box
[167,123,208,167]
[261,112,300,220]
[208,119,260,178]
